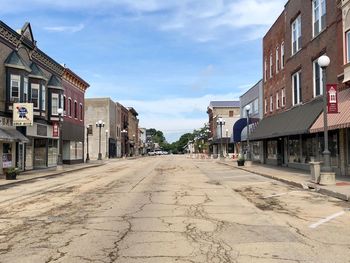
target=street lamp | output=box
[245,104,251,162]
[318,55,331,172]
[216,117,225,158]
[121,129,127,157]
[86,125,90,162]
[105,129,109,158]
[96,120,105,160]
[57,108,64,165]
[225,128,229,157]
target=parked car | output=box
[148,151,156,156]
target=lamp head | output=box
[318,55,330,68]
[57,108,64,115]
[245,105,251,112]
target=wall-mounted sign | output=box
[53,122,59,137]
[327,84,338,114]
[13,103,33,126]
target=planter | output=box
[5,172,17,180]
[237,160,245,166]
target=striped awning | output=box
[310,88,350,133]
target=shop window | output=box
[267,140,277,159]
[288,138,301,163]
[302,135,318,163]
[2,143,12,168]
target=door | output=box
[277,139,284,166]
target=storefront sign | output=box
[327,84,338,114]
[53,122,59,137]
[13,103,33,126]
[2,153,12,168]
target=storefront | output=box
[26,122,58,169]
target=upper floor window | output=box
[41,85,46,111]
[80,103,83,121]
[10,74,20,102]
[346,31,350,64]
[52,93,59,115]
[276,92,280,109]
[276,47,279,73]
[253,99,259,114]
[292,71,302,105]
[31,83,39,109]
[282,88,286,107]
[292,15,302,55]
[264,58,267,82]
[229,110,234,117]
[313,0,326,37]
[281,42,285,69]
[68,98,72,117]
[270,95,273,112]
[264,98,268,114]
[23,77,28,102]
[269,53,273,78]
[313,58,323,97]
[63,95,66,112]
[74,101,78,119]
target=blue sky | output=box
[0,0,286,142]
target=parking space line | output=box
[263,190,299,199]
[309,211,346,229]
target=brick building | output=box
[251,0,344,174]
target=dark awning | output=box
[0,128,29,143]
[233,117,260,143]
[250,97,323,141]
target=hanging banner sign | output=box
[327,84,338,114]
[52,122,59,137]
[13,103,33,126]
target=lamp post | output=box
[121,129,127,157]
[216,117,225,158]
[96,120,105,160]
[86,125,90,162]
[225,128,229,157]
[245,105,251,162]
[57,108,64,165]
[105,129,109,158]
[318,55,331,172]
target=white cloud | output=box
[43,23,85,33]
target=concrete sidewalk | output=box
[0,160,105,187]
[218,160,350,201]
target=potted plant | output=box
[237,153,245,166]
[4,167,19,180]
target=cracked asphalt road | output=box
[0,156,350,263]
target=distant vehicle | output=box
[148,151,156,156]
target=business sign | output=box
[13,103,33,126]
[53,122,59,137]
[327,84,338,114]
[2,153,12,168]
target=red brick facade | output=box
[263,11,286,117]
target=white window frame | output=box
[74,100,78,119]
[265,98,268,114]
[282,88,286,107]
[23,77,28,102]
[10,74,20,102]
[347,31,350,64]
[41,85,46,111]
[276,92,280,109]
[68,97,72,117]
[276,47,279,73]
[269,53,273,78]
[292,15,301,55]
[31,83,40,109]
[313,58,323,97]
[281,42,285,69]
[292,71,302,105]
[79,103,83,121]
[312,0,326,37]
[51,93,59,116]
[270,95,273,112]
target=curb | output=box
[217,161,349,202]
[0,163,105,189]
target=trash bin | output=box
[309,161,321,183]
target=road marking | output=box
[309,211,346,229]
[263,190,299,199]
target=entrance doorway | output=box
[34,139,47,168]
[277,139,284,166]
